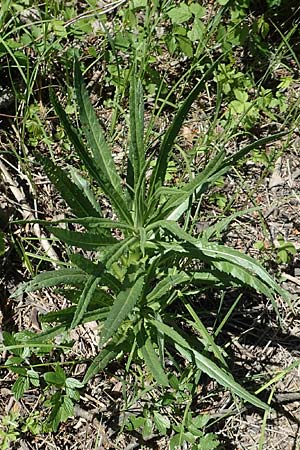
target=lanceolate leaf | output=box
[185,303,227,367]
[42,305,110,326]
[71,276,100,329]
[150,131,289,223]
[36,153,100,219]
[74,61,132,225]
[224,130,289,167]
[203,207,260,240]
[12,269,88,298]
[127,74,145,192]
[151,221,289,302]
[47,226,117,250]
[103,236,138,268]
[42,306,110,328]
[69,167,102,216]
[148,57,221,203]
[100,275,144,346]
[51,90,128,218]
[23,324,67,343]
[163,242,285,307]
[70,254,121,293]
[83,335,127,383]
[211,259,275,299]
[138,330,169,387]
[192,346,268,411]
[153,149,227,222]
[44,217,133,231]
[150,320,269,411]
[146,271,221,303]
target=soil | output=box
[1,5,300,449]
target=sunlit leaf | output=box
[100,275,144,346]
[47,226,117,250]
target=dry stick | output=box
[282,272,300,287]
[0,159,58,266]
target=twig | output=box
[0,158,58,265]
[282,272,300,287]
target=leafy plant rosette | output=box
[12,59,289,414]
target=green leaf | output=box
[187,18,205,42]
[190,3,206,18]
[51,89,117,204]
[154,221,289,303]
[62,396,74,419]
[154,131,289,224]
[83,335,126,383]
[199,433,220,450]
[100,275,144,346]
[47,226,117,250]
[69,166,102,216]
[21,324,67,343]
[71,275,99,329]
[154,149,226,222]
[138,331,169,387]
[41,305,110,326]
[186,303,227,366]
[65,378,84,389]
[11,217,133,232]
[103,236,138,268]
[127,73,148,228]
[70,253,121,292]
[27,369,40,387]
[11,268,88,298]
[2,332,24,357]
[44,367,66,387]
[148,57,222,208]
[146,270,220,303]
[142,417,153,440]
[203,207,260,240]
[150,320,269,411]
[224,131,289,168]
[74,60,132,224]
[127,73,145,193]
[211,259,276,300]
[35,153,100,218]
[153,411,170,435]
[12,376,29,400]
[167,4,192,24]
